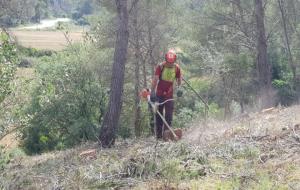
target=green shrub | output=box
[19,58,32,68]
[272,79,297,106]
[0,32,18,104]
[21,49,108,154]
[173,101,222,128]
[18,46,54,58]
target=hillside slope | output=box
[1,105,300,190]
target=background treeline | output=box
[1,0,300,154]
[0,0,96,27]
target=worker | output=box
[150,49,182,139]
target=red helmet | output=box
[165,50,177,63]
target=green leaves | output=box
[0,32,17,104]
[21,47,108,154]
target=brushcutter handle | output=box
[140,88,179,140]
[140,88,156,103]
[147,94,151,102]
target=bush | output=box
[19,58,32,68]
[72,11,82,20]
[173,100,222,128]
[21,49,108,154]
[272,79,297,106]
[18,46,54,58]
[76,17,89,26]
[0,32,18,104]
[71,0,93,26]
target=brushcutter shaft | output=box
[147,95,178,140]
[182,78,209,109]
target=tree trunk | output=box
[254,0,272,108]
[222,75,232,119]
[99,0,129,148]
[142,59,147,88]
[240,101,245,113]
[132,0,142,137]
[278,0,296,80]
[146,0,156,77]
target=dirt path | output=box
[0,131,19,150]
[17,18,71,30]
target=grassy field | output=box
[10,30,84,51]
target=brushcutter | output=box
[140,89,182,141]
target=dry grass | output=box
[1,105,300,189]
[0,132,19,150]
[15,67,35,78]
[10,30,84,51]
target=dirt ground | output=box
[0,132,19,150]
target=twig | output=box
[240,135,269,141]
[289,184,297,190]
[103,172,127,180]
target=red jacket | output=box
[155,62,181,98]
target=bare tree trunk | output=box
[146,0,156,77]
[254,0,272,108]
[235,0,246,32]
[99,0,129,147]
[222,75,233,119]
[148,27,156,77]
[142,59,147,88]
[278,0,296,80]
[132,0,142,137]
[240,101,245,113]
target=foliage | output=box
[45,0,98,21]
[272,79,297,106]
[0,1,32,26]
[20,46,108,154]
[71,0,95,25]
[2,0,300,150]
[18,46,54,58]
[0,0,99,27]
[2,0,300,189]
[219,54,256,107]
[0,32,17,105]
[269,43,299,105]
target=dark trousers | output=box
[155,96,174,138]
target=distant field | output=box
[10,30,84,51]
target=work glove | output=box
[150,91,157,102]
[177,90,183,97]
